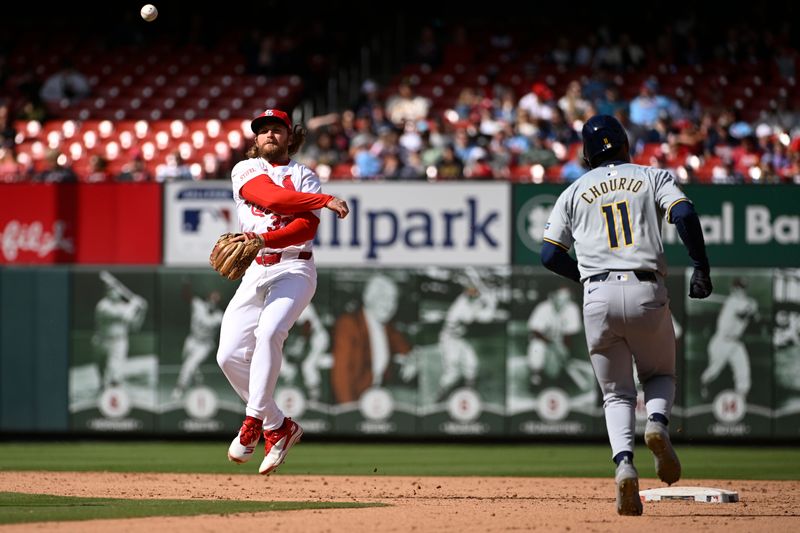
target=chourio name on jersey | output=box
[580,178,644,204]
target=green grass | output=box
[0,442,798,480]
[0,491,377,525]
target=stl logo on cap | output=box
[251,109,292,133]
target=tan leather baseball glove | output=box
[209,232,264,280]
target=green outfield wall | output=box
[2,183,798,439]
[0,267,70,432]
[1,265,798,440]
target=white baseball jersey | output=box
[189,297,223,343]
[543,163,687,281]
[528,299,581,339]
[716,292,757,339]
[230,158,323,258]
[441,293,496,338]
[95,297,144,339]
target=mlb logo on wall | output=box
[164,182,238,265]
[182,207,232,233]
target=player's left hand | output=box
[326,197,349,219]
[689,268,713,299]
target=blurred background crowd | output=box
[1,1,798,184]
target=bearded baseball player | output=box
[540,114,713,515]
[216,108,348,475]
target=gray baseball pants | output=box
[582,271,676,459]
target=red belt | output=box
[255,251,312,266]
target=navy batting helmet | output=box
[581,114,629,168]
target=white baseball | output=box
[140,4,158,22]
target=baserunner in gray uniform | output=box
[540,114,713,516]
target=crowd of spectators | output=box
[1,4,799,184]
[0,2,373,184]
[291,18,800,184]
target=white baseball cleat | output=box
[615,457,643,516]
[228,416,262,464]
[259,417,303,475]
[644,419,681,485]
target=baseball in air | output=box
[140,4,158,22]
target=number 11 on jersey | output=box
[601,201,634,249]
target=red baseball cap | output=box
[531,82,553,100]
[251,109,292,134]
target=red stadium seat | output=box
[566,142,582,162]
[152,85,191,99]
[545,164,564,182]
[330,163,354,179]
[509,164,533,182]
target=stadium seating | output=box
[5,8,799,182]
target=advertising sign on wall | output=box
[0,184,77,264]
[163,181,239,265]
[0,184,161,264]
[164,182,511,267]
[315,183,511,266]
[73,184,162,264]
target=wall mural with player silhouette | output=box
[327,269,419,436]
[507,268,603,437]
[415,266,508,437]
[773,269,800,438]
[156,271,239,435]
[69,270,158,432]
[50,265,797,439]
[684,269,773,438]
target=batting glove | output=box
[689,268,713,299]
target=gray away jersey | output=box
[543,163,688,281]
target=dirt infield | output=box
[0,472,797,532]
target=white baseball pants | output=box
[216,258,316,430]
